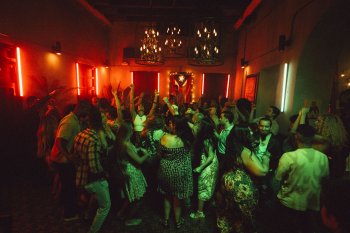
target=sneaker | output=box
[175,218,185,229]
[125,218,142,226]
[160,218,169,228]
[63,215,79,222]
[190,211,205,219]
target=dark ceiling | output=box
[86,0,252,23]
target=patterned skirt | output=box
[124,162,147,202]
[198,153,219,201]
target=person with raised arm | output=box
[130,84,159,146]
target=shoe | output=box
[190,211,205,219]
[160,218,169,228]
[125,218,142,226]
[175,218,184,229]
[63,215,79,222]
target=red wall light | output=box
[201,73,205,95]
[75,63,80,96]
[158,72,160,92]
[95,68,99,96]
[16,47,24,97]
[226,74,230,98]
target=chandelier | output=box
[190,19,222,66]
[137,26,164,65]
[164,26,182,55]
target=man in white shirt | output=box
[273,124,329,233]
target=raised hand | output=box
[163,96,169,104]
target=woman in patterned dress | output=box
[190,117,219,219]
[216,124,270,233]
[112,122,150,226]
[158,115,194,229]
[141,114,166,192]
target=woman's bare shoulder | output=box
[161,133,184,148]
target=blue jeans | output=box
[85,179,111,233]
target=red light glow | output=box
[75,63,80,96]
[201,73,205,95]
[226,74,230,98]
[131,71,133,84]
[95,68,99,96]
[158,72,160,92]
[16,47,24,96]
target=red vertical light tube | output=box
[158,72,160,92]
[201,73,205,95]
[16,47,24,96]
[226,74,230,98]
[76,63,80,96]
[95,68,99,96]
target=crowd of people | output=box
[21,85,350,233]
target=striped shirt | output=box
[73,128,103,187]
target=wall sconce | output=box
[347,78,350,87]
[104,59,110,68]
[241,58,249,69]
[52,41,61,55]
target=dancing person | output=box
[292,107,348,177]
[158,115,194,229]
[112,122,150,226]
[273,124,329,233]
[49,99,92,221]
[73,107,111,233]
[191,117,218,219]
[130,84,159,146]
[216,124,269,233]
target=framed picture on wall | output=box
[243,74,259,103]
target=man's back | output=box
[276,148,329,211]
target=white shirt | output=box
[133,114,146,132]
[275,148,329,211]
[256,134,272,160]
[218,125,234,154]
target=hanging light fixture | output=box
[164,26,182,55]
[136,26,164,65]
[190,19,222,66]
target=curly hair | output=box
[316,113,348,151]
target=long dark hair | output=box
[110,122,133,184]
[226,124,255,167]
[170,115,194,149]
[193,117,217,167]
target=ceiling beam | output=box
[77,0,112,26]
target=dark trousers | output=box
[217,153,230,179]
[52,162,78,218]
[271,202,318,233]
